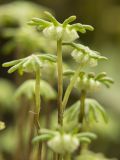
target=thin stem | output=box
[25,100,35,160]
[62,65,81,111]
[35,66,42,160]
[35,66,41,129]
[57,39,63,126]
[79,90,86,124]
[79,90,87,154]
[14,98,29,160]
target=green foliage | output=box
[63,98,108,132]
[64,71,114,91]
[63,42,107,67]
[28,11,93,41]
[1,6,115,160]
[15,79,57,101]
[2,54,56,75]
[33,128,96,154]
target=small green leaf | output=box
[8,61,24,73]
[3,54,56,75]
[89,104,99,122]
[79,137,91,143]
[44,11,59,26]
[32,134,52,143]
[70,23,86,33]
[63,70,75,76]
[38,54,57,62]
[82,25,94,31]
[27,21,35,25]
[88,72,95,79]
[63,16,76,27]
[87,99,108,123]
[32,18,51,27]
[2,59,22,67]
[95,103,108,123]
[101,77,114,84]
[95,72,107,80]
[77,132,97,139]
[39,128,58,136]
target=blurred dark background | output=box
[0,0,120,160]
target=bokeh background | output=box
[0,0,120,160]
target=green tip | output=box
[63,15,76,27]
[44,11,59,26]
[2,63,5,67]
[83,25,94,31]
[27,21,34,25]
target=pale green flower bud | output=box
[89,58,98,67]
[43,24,79,41]
[48,133,63,154]
[63,134,79,153]
[89,79,101,91]
[71,49,84,63]
[82,76,88,86]
[71,49,91,65]
[47,133,79,154]
[94,81,101,90]
[43,25,57,40]
[89,78,96,90]
[62,27,79,42]
[82,54,89,64]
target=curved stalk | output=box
[79,90,86,124]
[62,65,82,111]
[57,39,63,126]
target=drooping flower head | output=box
[63,42,107,67]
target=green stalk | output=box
[79,90,87,153]
[79,90,86,123]
[57,39,63,126]
[35,66,42,160]
[35,66,41,129]
[62,65,81,111]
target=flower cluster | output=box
[28,11,94,41]
[63,42,107,67]
[64,71,114,91]
[33,128,97,154]
[2,53,56,74]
